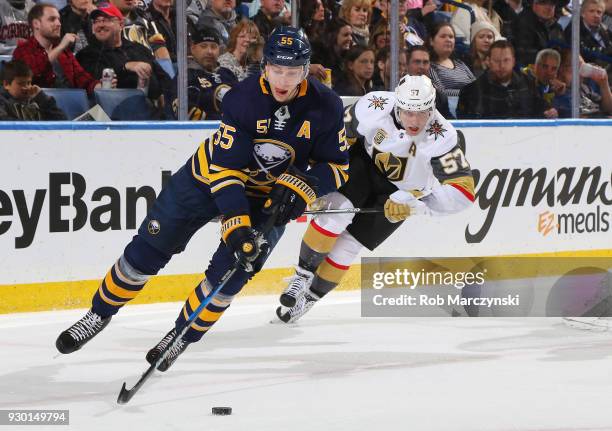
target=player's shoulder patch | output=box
[426,119,448,140]
[365,93,392,111]
[359,91,394,113]
[354,91,395,133]
[427,111,457,156]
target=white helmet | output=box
[394,74,436,117]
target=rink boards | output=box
[1,120,611,313]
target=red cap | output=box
[90,2,124,21]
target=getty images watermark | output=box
[360,257,612,317]
[370,267,519,308]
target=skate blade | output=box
[270,306,293,324]
[269,317,299,325]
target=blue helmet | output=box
[263,26,311,68]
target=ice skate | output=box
[56,309,112,354]
[280,266,314,308]
[276,288,321,323]
[146,328,190,372]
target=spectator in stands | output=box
[451,0,502,43]
[370,0,386,30]
[186,0,207,28]
[553,50,612,117]
[371,46,407,90]
[253,0,290,40]
[427,22,475,97]
[147,0,176,62]
[110,0,171,59]
[604,0,612,29]
[217,19,259,83]
[0,58,66,119]
[0,0,34,56]
[406,45,453,118]
[512,0,564,68]
[333,45,374,95]
[311,18,353,86]
[322,0,339,19]
[76,2,169,104]
[196,0,237,47]
[190,25,222,73]
[407,0,437,38]
[464,21,500,78]
[493,0,522,40]
[245,35,264,78]
[371,0,428,46]
[521,48,564,118]
[369,23,389,50]
[299,0,326,44]
[178,26,232,120]
[13,3,100,95]
[60,0,95,54]
[339,0,371,47]
[457,40,547,118]
[565,0,612,69]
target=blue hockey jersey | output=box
[187,74,350,218]
[172,66,234,121]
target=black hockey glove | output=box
[222,216,269,273]
[263,166,319,226]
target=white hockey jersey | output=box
[345,91,475,214]
[0,0,33,56]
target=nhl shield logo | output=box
[148,219,161,235]
[373,129,388,145]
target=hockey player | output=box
[276,75,475,323]
[55,27,349,371]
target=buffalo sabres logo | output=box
[148,219,161,235]
[426,120,447,139]
[251,140,295,182]
[368,95,388,110]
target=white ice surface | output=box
[2,291,612,431]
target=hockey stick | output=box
[117,213,278,404]
[303,207,381,215]
[116,266,238,404]
[303,190,433,215]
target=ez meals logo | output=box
[468,166,612,243]
[538,206,610,236]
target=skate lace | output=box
[165,337,186,361]
[286,276,306,297]
[155,330,177,353]
[67,311,104,342]
[289,292,318,322]
[284,269,312,298]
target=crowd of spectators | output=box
[1,0,611,120]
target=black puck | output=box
[212,407,232,416]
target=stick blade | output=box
[117,382,132,405]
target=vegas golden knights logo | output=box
[373,147,408,181]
